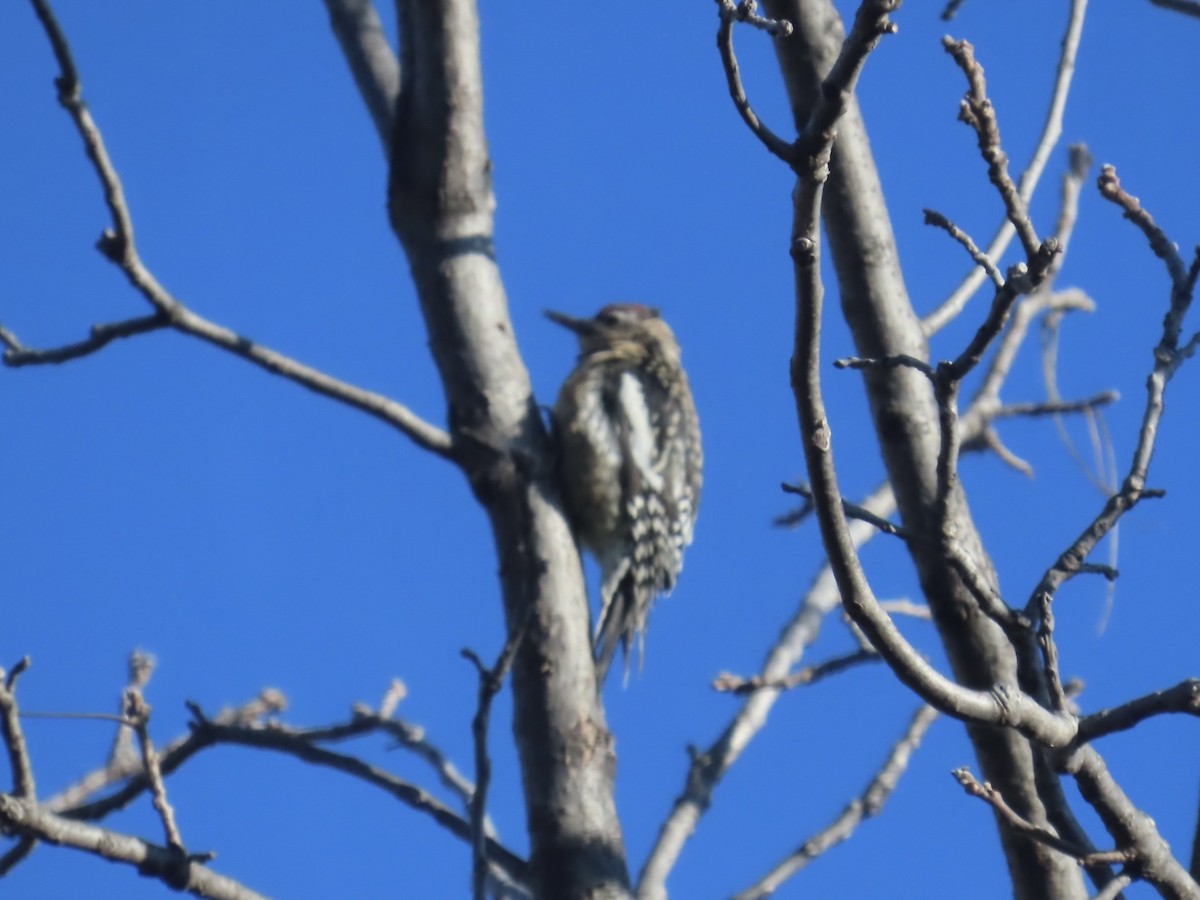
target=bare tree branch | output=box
[1027,167,1199,614]
[715,1,796,164]
[182,702,530,887]
[17,0,453,459]
[1034,593,1069,713]
[712,648,879,694]
[834,353,935,378]
[369,684,489,822]
[463,617,528,900]
[794,1,898,157]
[924,0,1088,334]
[940,0,970,20]
[124,690,193,858]
[322,0,399,154]
[942,36,1045,258]
[0,837,37,877]
[0,794,265,900]
[1149,0,1200,17]
[638,482,897,899]
[776,6,1199,893]
[1062,745,1196,898]
[1,314,168,366]
[781,482,908,537]
[0,659,36,802]
[877,599,932,620]
[767,2,1187,897]
[0,662,40,874]
[44,688,285,816]
[732,705,939,899]
[1074,679,1200,744]
[1094,873,1137,900]
[32,668,528,890]
[952,769,1130,867]
[990,391,1118,421]
[0,658,258,896]
[1191,792,1200,884]
[923,209,1004,288]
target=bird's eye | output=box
[596,311,621,327]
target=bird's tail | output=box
[593,577,637,688]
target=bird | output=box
[546,303,702,684]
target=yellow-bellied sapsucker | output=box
[547,304,702,683]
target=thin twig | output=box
[923,209,1004,287]
[1074,679,1200,745]
[376,706,493,827]
[940,0,969,20]
[941,39,1045,258]
[795,0,899,159]
[18,711,135,725]
[972,427,1034,476]
[712,649,880,694]
[1097,165,1192,337]
[1,314,169,366]
[0,659,36,801]
[1034,594,1068,713]
[1041,297,1115,495]
[781,482,908,538]
[1149,0,1200,17]
[0,661,41,875]
[878,599,932,620]
[942,249,1060,387]
[727,0,794,35]
[1078,562,1119,580]
[959,289,1097,477]
[0,836,37,876]
[124,690,190,857]
[1053,144,1093,253]
[732,706,939,899]
[37,653,160,813]
[952,769,1131,867]
[463,616,529,900]
[942,542,1028,633]
[1191,791,1200,884]
[834,353,935,379]
[923,0,1088,334]
[968,286,1095,429]
[715,1,796,165]
[991,391,1118,420]
[1027,167,1199,613]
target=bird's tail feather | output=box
[593,578,636,688]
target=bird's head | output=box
[545,304,679,363]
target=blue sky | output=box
[2,2,1197,898]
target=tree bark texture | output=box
[387,2,631,896]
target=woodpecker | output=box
[546,303,702,683]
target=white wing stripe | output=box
[618,372,664,492]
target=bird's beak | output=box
[544,309,593,335]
